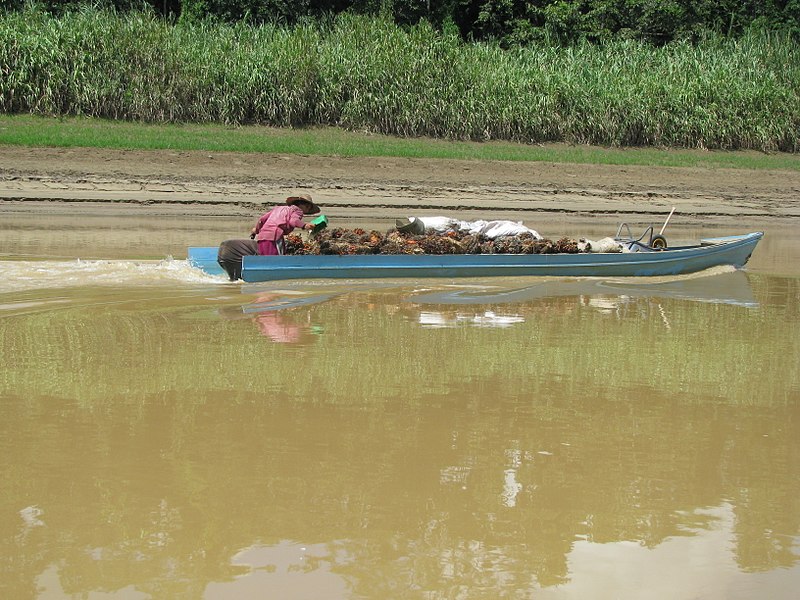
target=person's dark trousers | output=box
[217,239,258,281]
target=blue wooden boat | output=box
[188,232,762,282]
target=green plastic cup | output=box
[311,215,328,233]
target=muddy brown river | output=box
[1,149,799,599]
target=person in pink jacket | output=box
[250,193,321,255]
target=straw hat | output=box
[286,193,321,215]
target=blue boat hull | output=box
[187,246,226,276]
[188,232,762,281]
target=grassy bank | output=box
[1,7,799,153]
[3,114,800,170]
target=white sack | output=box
[417,216,541,240]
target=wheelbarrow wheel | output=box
[650,234,668,250]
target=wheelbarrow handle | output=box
[660,207,676,235]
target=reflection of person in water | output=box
[249,294,317,344]
[219,293,323,343]
[254,310,304,343]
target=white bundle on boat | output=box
[417,216,542,240]
[577,237,625,253]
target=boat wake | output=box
[0,258,227,293]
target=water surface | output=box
[1,216,798,599]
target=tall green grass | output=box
[1,6,798,152]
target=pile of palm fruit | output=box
[284,227,583,255]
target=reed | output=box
[1,7,798,151]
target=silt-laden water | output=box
[1,220,798,599]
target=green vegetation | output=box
[4,0,800,46]
[1,7,799,153]
[4,115,800,170]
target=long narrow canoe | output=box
[188,232,762,282]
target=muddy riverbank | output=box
[2,146,799,226]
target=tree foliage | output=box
[3,0,799,45]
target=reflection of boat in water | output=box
[405,271,757,329]
[212,269,757,335]
[417,310,526,329]
[188,232,763,281]
[408,270,759,309]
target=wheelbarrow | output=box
[614,207,675,250]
